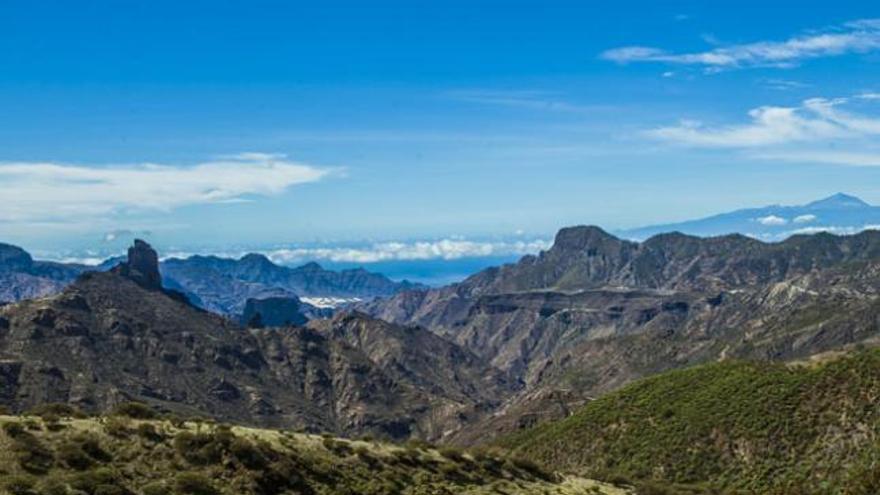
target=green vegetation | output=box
[0,414,626,495]
[501,349,880,494]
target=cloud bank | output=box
[262,238,552,264]
[602,18,880,71]
[0,153,328,224]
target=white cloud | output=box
[602,18,880,70]
[757,215,788,226]
[263,238,552,264]
[647,96,880,153]
[793,214,817,224]
[0,153,329,224]
[751,150,880,167]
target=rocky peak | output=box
[112,239,162,290]
[552,226,626,252]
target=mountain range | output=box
[0,241,509,441]
[619,192,880,241]
[0,243,422,319]
[4,199,880,491]
[362,224,880,441]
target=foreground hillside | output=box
[0,410,626,495]
[501,348,880,494]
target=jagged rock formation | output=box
[111,239,162,290]
[363,226,880,442]
[0,241,511,441]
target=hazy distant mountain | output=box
[0,243,88,303]
[0,242,424,317]
[618,193,880,241]
[161,254,425,315]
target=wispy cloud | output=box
[447,90,600,114]
[647,96,880,148]
[602,18,880,71]
[0,153,329,224]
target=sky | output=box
[2,1,880,278]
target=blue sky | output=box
[2,1,880,271]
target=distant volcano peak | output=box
[806,193,871,209]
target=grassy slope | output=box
[501,349,880,494]
[0,413,627,495]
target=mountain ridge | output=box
[618,193,880,241]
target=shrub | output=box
[8,429,54,474]
[68,467,126,494]
[229,437,269,470]
[3,421,26,438]
[142,482,171,495]
[112,402,158,419]
[104,416,133,437]
[174,473,219,495]
[508,456,554,481]
[2,475,36,495]
[137,423,164,442]
[438,446,466,462]
[28,402,86,419]
[173,431,228,465]
[57,441,95,470]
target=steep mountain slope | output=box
[161,255,424,315]
[364,227,880,442]
[500,348,880,494]
[619,192,880,241]
[0,241,510,441]
[0,414,626,495]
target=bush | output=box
[174,473,219,495]
[28,402,86,419]
[142,482,171,495]
[57,441,95,470]
[173,431,230,465]
[104,416,133,438]
[438,446,466,462]
[508,456,554,481]
[229,437,269,470]
[112,402,158,419]
[3,421,26,438]
[137,423,164,442]
[2,475,36,495]
[9,429,54,474]
[68,467,127,494]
